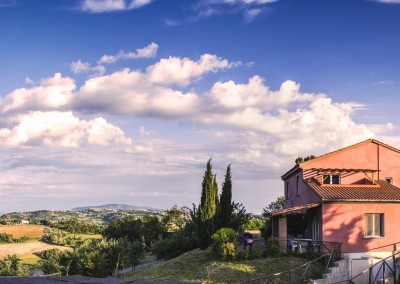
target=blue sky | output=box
[0,0,400,213]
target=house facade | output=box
[272,139,400,279]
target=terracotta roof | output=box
[271,203,320,216]
[306,178,400,202]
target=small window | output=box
[323,174,340,184]
[296,176,300,196]
[385,177,393,184]
[285,181,289,200]
[365,213,384,237]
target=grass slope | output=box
[124,248,310,283]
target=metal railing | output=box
[333,250,400,284]
[239,240,342,284]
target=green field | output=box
[124,248,313,283]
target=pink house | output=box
[272,139,400,279]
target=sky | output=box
[0,0,400,214]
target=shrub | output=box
[151,231,197,260]
[266,237,280,257]
[211,228,237,260]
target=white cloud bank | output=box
[0,52,378,156]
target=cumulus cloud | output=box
[99,42,158,64]
[0,52,380,157]
[147,54,234,86]
[0,111,131,148]
[80,0,152,13]
[0,73,75,114]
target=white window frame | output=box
[322,174,340,184]
[365,213,384,238]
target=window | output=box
[285,181,289,200]
[385,177,393,184]
[323,174,340,184]
[365,213,384,237]
[296,176,300,196]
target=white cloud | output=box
[0,53,382,160]
[373,0,400,3]
[0,73,75,114]
[244,8,262,22]
[70,60,105,75]
[99,42,158,64]
[25,77,34,84]
[147,54,232,86]
[0,111,131,148]
[80,0,153,13]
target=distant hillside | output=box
[72,203,161,211]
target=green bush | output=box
[211,228,237,260]
[266,237,280,257]
[151,231,197,260]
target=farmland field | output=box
[0,225,45,239]
[0,242,71,261]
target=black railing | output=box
[239,240,342,284]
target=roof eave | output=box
[281,165,301,180]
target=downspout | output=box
[377,144,380,180]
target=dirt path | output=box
[0,242,71,258]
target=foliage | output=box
[40,238,144,277]
[151,230,198,260]
[266,237,281,257]
[295,155,315,165]
[217,165,233,229]
[262,196,285,217]
[211,228,237,260]
[241,218,265,231]
[161,205,190,232]
[0,255,28,276]
[103,216,144,244]
[229,203,252,231]
[41,228,68,245]
[50,219,104,234]
[141,215,165,248]
[0,233,14,244]
[103,215,166,249]
[195,159,219,249]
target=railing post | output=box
[393,254,397,284]
[383,259,386,282]
[369,266,373,284]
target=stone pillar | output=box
[278,217,287,252]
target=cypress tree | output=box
[196,159,218,249]
[218,164,233,229]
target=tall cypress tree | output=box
[218,164,233,229]
[196,159,218,249]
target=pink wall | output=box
[299,141,400,186]
[284,170,321,208]
[322,203,400,253]
[378,145,400,187]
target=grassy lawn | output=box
[124,248,314,283]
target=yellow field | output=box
[0,225,45,238]
[0,242,71,261]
